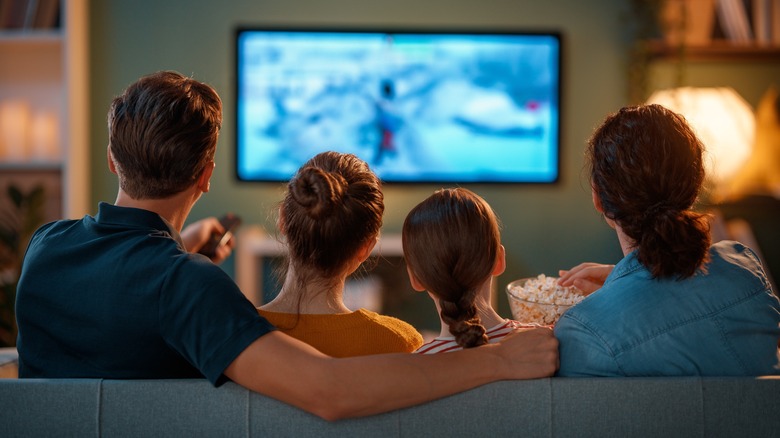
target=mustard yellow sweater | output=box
[256,308,423,358]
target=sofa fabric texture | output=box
[2,377,779,437]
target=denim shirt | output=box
[555,241,780,376]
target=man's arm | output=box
[224,327,558,421]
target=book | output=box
[0,0,31,29]
[31,0,58,29]
[773,0,780,44]
[0,1,13,29]
[753,0,772,45]
[717,0,754,43]
[22,0,36,28]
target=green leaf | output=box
[8,185,23,208]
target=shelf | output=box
[0,29,62,44]
[0,161,62,171]
[646,39,780,61]
[0,0,88,219]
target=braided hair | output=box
[402,188,501,348]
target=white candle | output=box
[30,110,60,161]
[0,100,32,161]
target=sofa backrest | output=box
[1,377,779,437]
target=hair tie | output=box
[643,202,675,225]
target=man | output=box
[15,71,557,421]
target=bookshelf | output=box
[0,0,89,220]
[646,39,780,61]
[649,0,780,61]
[629,0,780,103]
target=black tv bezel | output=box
[233,26,563,185]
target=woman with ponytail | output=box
[257,151,423,357]
[555,104,780,376]
[403,188,532,354]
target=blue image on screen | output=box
[236,29,560,183]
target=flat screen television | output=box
[235,27,561,183]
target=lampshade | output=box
[719,86,780,200]
[646,87,755,186]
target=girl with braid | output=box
[555,104,780,376]
[258,151,423,357]
[403,188,532,354]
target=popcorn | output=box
[506,274,585,325]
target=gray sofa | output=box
[2,377,779,437]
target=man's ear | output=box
[406,266,427,292]
[107,146,117,175]
[197,161,215,193]
[492,244,506,276]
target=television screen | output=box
[235,28,561,183]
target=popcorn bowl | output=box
[506,275,585,326]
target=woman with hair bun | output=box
[555,104,780,376]
[403,187,532,354]
[258,151,423,357]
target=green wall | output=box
[87,0,779,317]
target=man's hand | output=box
[492,326,559,379]
[181,218,235,264]
[557,262,614,294]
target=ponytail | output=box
[589,104,711,279]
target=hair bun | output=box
[289,166,347,218]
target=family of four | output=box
[15,71,780,421]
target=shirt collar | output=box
[94,202,184,246]
[605,250,644,284]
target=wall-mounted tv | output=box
[235,27,561,183]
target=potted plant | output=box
[0,184,45,347]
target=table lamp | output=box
[646,87,755,193]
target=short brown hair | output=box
[107,71,222,199]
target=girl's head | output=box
[588,104,710,278]
[402,188,504,348]
[281,151,384,281]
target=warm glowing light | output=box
[647,87,755,185]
